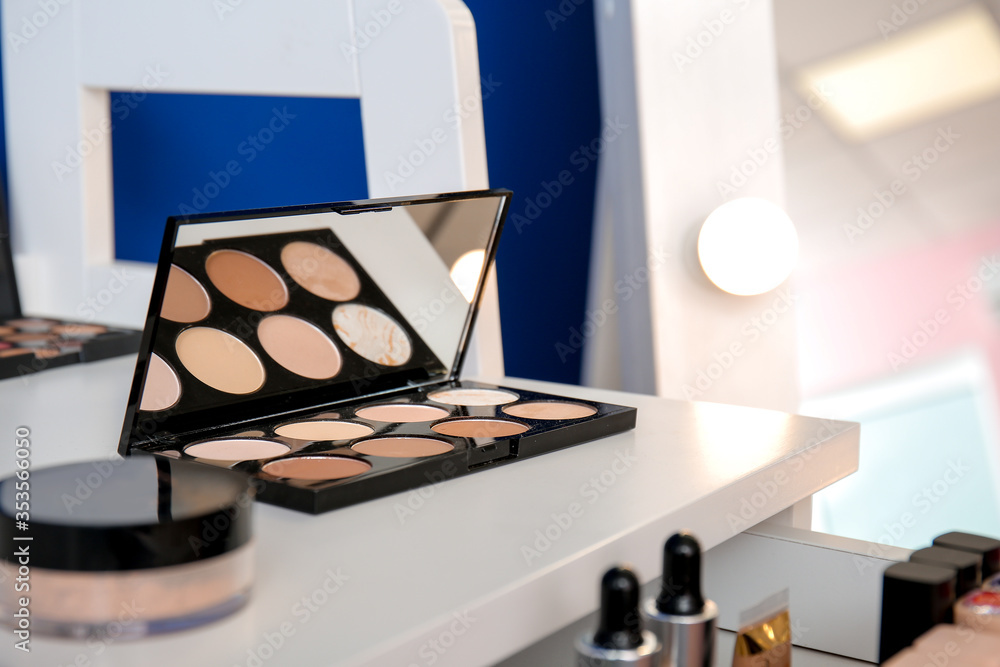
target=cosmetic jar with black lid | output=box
[0,456,255,639]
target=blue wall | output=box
[3,1,603,385]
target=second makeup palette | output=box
[120,190,637,514]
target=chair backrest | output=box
[2,0,503,375]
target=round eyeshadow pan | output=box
[280,241,362,302]
[8,318,55,332]
[274,420,374,441]
[0,348,33,358]
[431,419,529,439]
[32,348,64,360]
[502,401,597,420]
[354,404,450,423]
[352,437,454,458]
[4,333,56,346]
[332,304,412,367]
[161,264,212,323]
[262,456,371,481]
[185,439,290,461]
[205,250,289,312]
[258,315,343,380]
[175,327,266,395]
[51,323,108,337]
[140,353,182,412]
[0,326,15,336]
[427,388,519,407]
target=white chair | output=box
[2,0,503,375]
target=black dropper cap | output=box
[593,566,644,650]
[656,532,705,616]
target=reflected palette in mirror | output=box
[119,190,637,514]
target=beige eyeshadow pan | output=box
[503,401,597,420]
[175,327,266,394]
[427,387,519,406]
[274,420,374,441]
[280,241,362,302]
[205,250,289,312]
[352,437,454,458]
[51,323,108,337]
[431,419,528,439]
[257,315,342,380]
[184,439,290,461]
[139,353,182,412]
[354,404,450,423]
[262,456,371,481]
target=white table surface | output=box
[0,356,859,666]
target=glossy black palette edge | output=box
[136,380,638,514]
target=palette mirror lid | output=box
[120,189,511,453]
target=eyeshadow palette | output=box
[0,184,141,380]
[119,189,637,514]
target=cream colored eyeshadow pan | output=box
[274,420,374,441]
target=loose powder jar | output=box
[0,457,255,639]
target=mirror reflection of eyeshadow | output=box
[427,388,519,406]
[161,265,212,323]
[355,404,450,423]
[51,323,108,337]
[502,401,597,420]
[175,327,266,394]
[262,456,370,481]
[332,304,412,367]
[257,315,343,380]
[185,439,290,461]
[205,250,289,311]
[140,353,182,412]
[352,437,454,458]
[280,241,362,302]
[431,419,528,438]
[274,420,374,441]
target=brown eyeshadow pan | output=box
[431,419,528,439]
[161,265,212,323]
[205,250,289,312]
[352,437,454,458]
[262,456,371,481]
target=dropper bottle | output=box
[576,566,662,666]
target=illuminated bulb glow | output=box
[450,250,486,303]
[698,198,798,296]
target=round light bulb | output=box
[450,249,486,303]
[697,198,798,296]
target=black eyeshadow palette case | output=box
[119,189,637,514]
